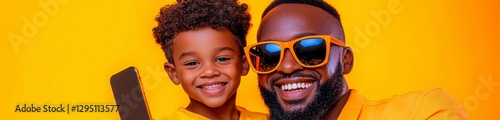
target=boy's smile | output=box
[197,80,228,96]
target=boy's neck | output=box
[186,93,239,120]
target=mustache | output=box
[270,71,320,86]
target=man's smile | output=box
[273,77,318,101]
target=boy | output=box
[152,0,267,119]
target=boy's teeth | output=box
[281,82,313,91]
[201,83,224,90]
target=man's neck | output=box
[186,94,239,120]
[324,84,351,119]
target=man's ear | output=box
[241,56,250,76]
[164,62,180,85]
[342,47,354,74]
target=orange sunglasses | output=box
[244,35,346,74]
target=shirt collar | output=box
[337,89,364,120]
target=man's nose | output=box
[276,50,304,74]
[199,62,220,78]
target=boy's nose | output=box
[199,63,221,78]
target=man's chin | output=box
[278,99,310,113]
[277,89,318,113]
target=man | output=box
[244,0,467,119]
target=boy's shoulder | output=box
[160,107,210,120]
[160,107,268,120]
[236,106,269,120]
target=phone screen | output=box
[110,67,152,120]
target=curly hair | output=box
[152,0,251,64]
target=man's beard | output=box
[259,62,344,120]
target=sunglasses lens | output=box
[293,38,327,66]
[249,43,282,72]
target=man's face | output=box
[257,4,346,119]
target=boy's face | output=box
[165,27,249,107]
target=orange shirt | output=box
[161,106,268,120]
[338,89,467,119]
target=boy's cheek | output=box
[178,72,197,86]
[218,63,238,72]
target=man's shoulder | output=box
[387,88,460,108]
[387,88,453,104]
[358,88,467,119]
[405,88,467,119]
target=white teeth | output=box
[201,83,224,90]
[281,82,313,91]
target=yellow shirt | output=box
[161,106,268,120]
[338,89,467,120]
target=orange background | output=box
[1,0,499,119]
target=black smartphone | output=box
[110,66,152,120]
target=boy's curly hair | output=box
[152,0,251,64]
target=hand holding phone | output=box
[110,67,152,120]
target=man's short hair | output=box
[262,0,341,21]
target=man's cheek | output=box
[316,68,331,84]
[257,75,265,84]
[259,81,270,90]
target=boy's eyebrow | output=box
[178,51,195,60]
[217,47,234,52]
[178,47,234,60]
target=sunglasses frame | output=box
[244,35,346,74]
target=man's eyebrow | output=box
[293,32,318,39]
[261,32,319,41]
[178,51,195,60]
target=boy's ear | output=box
[241,56,249,76]
[342,47,354,74]
[164,62,180,85]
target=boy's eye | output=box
[183,61,199,66]
[216,57,231,62]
